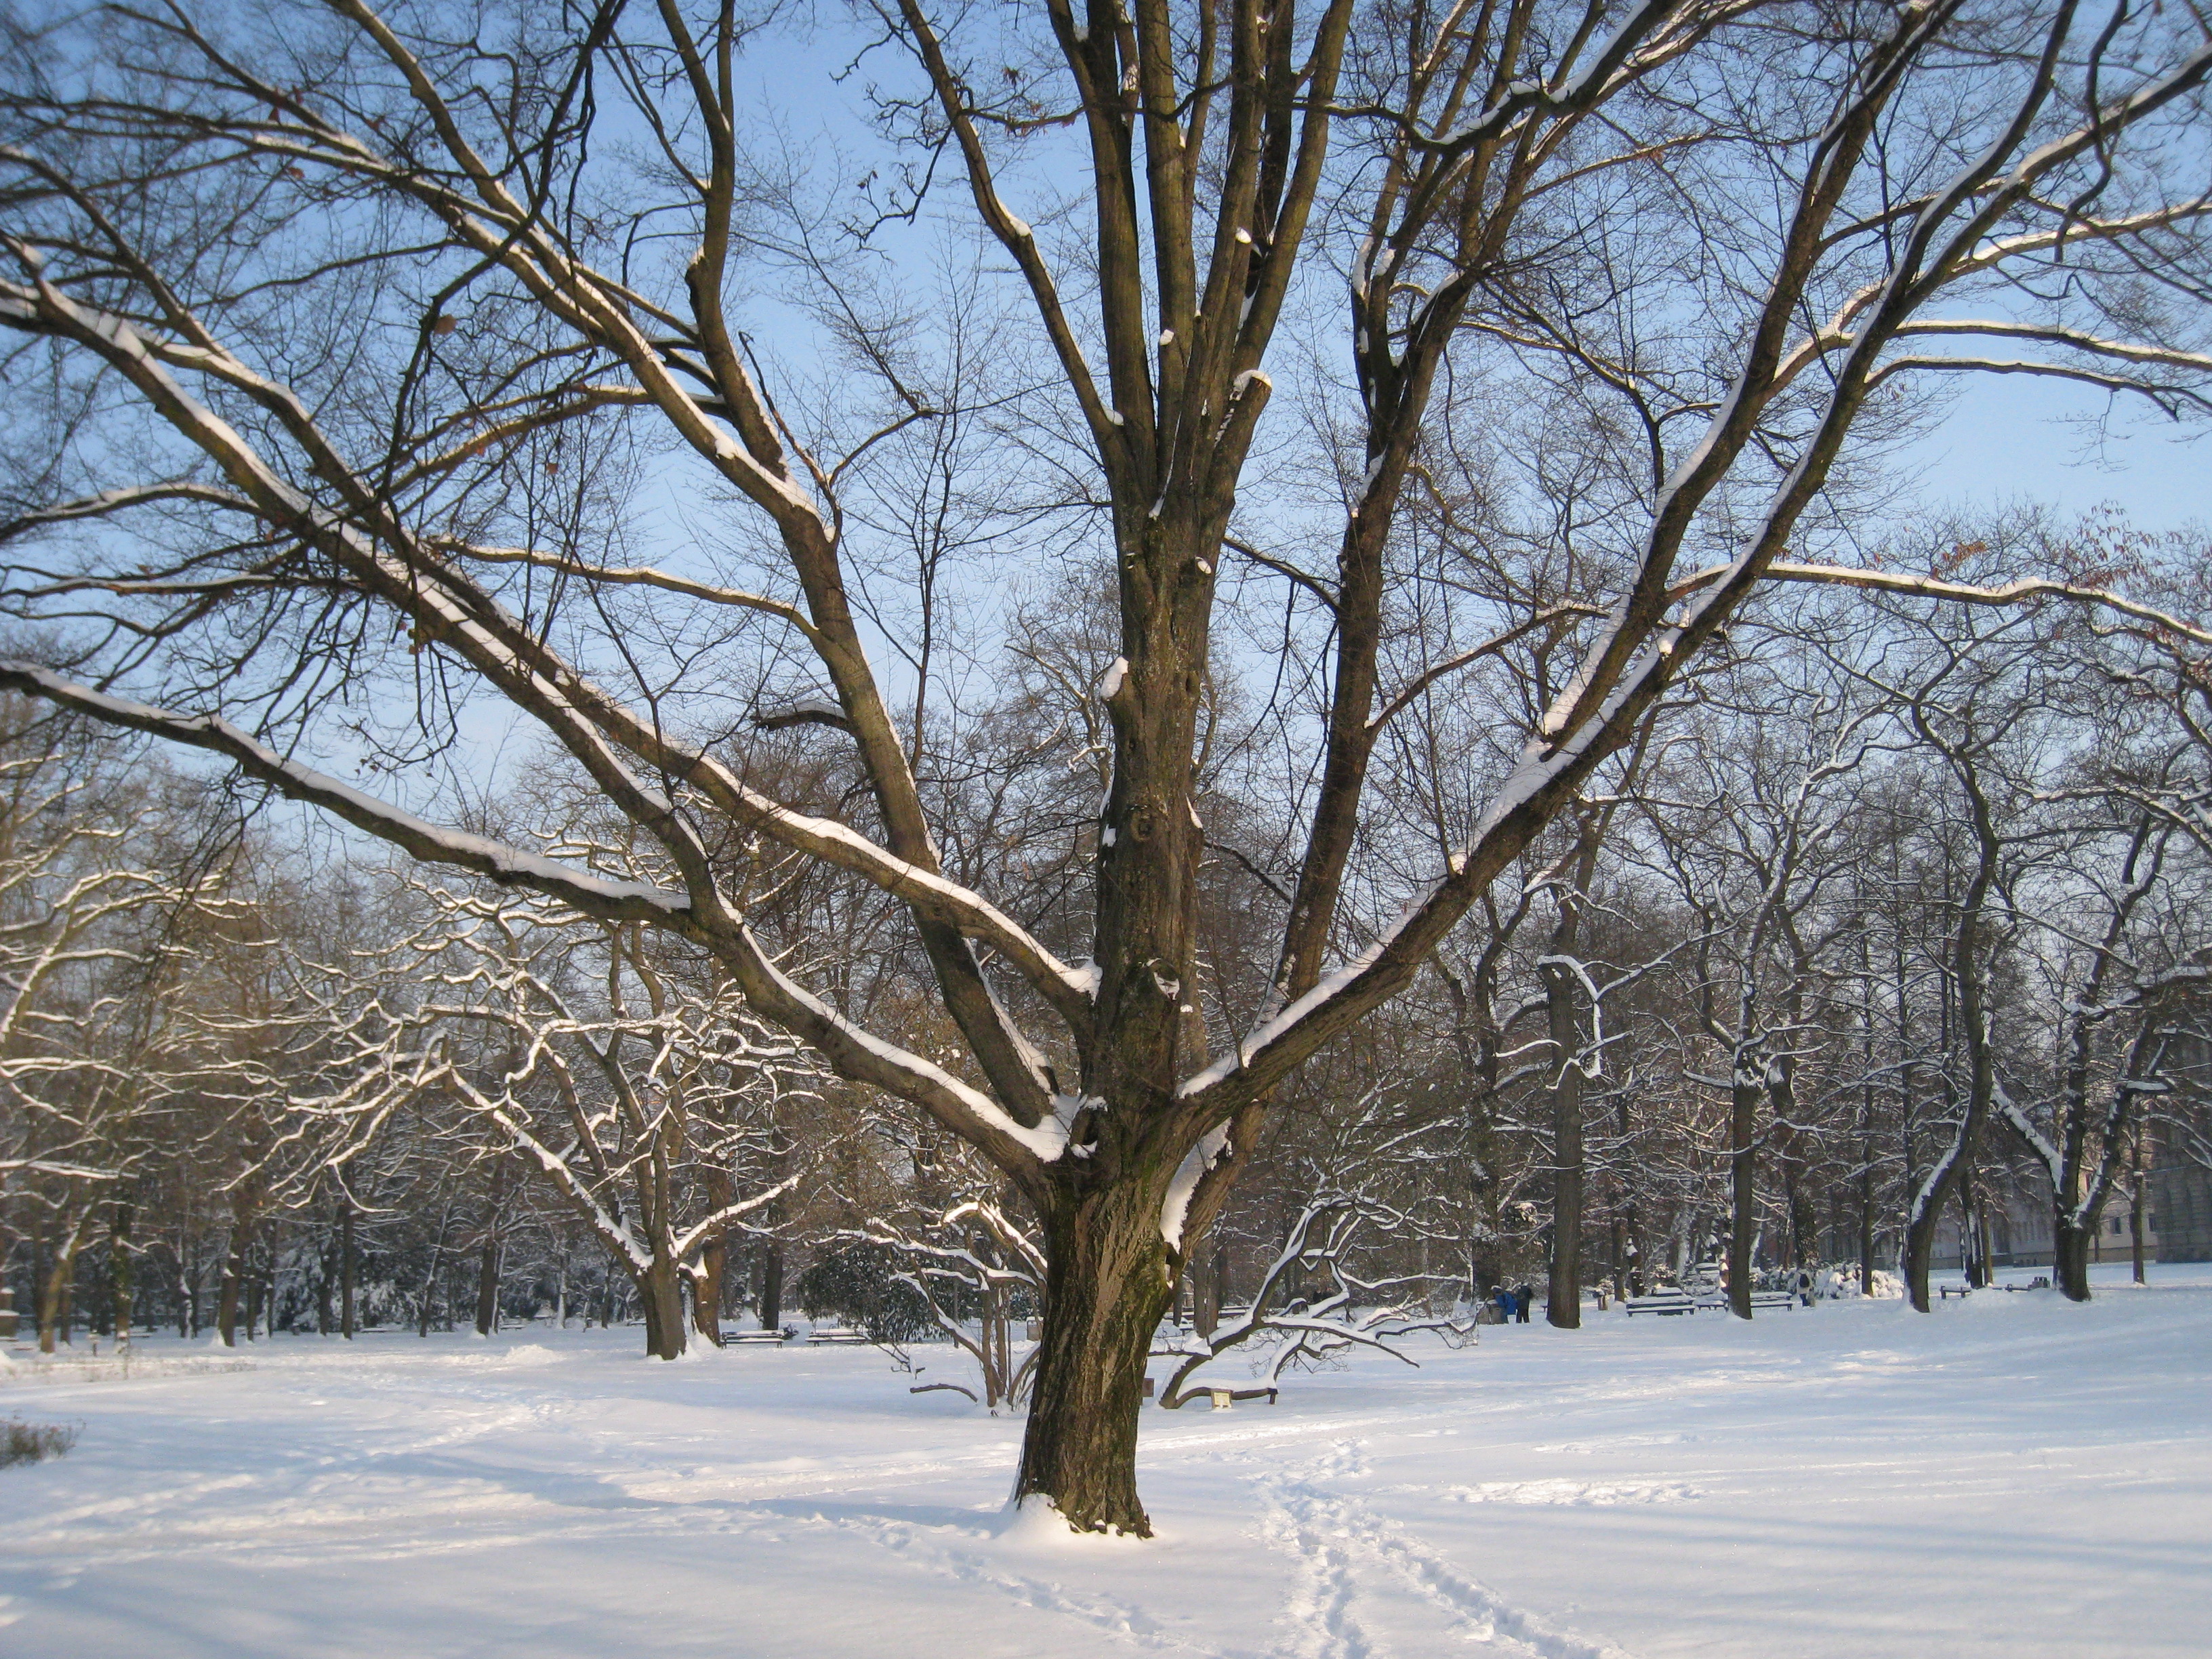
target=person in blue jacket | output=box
[1492,1285,1516,1324]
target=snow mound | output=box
[996,1492,1153,1549]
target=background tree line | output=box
[5,499,2207,1357]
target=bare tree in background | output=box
[289,871,817,1357]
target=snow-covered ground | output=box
[3,1265,2207,1659]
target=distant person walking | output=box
[1513,1282,1533,1324]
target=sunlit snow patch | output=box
[1442,1478,1700,1507]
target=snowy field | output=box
[3,1266,2207,1659]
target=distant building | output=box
[1921,1029,2207,1271]
[1928,1182,2166,1271]
[2149,1033,2211,1265]
[2153,1160,2212,1262]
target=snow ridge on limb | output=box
[0,663,684,925]
[0,276,1090,1050]
[0,663,1067,1171]
[1994,1076,2063,1185]
[1159,1121,1230,1250]
[1742,562,2212,649]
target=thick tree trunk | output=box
[1787,1172,1818,1270]
[693,1164,732,1347]
[474,1234,501,1336]
[638,1256,688,1359]
[1015,1191,1175,1536]
[1902,1197,1939,1311]
[1904,1122,1982,1311]
[2055,1216,2093,1301]
[1903,1084,1993,1311]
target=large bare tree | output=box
[2,0,2208,1530]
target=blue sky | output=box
[1901,373,2208,537]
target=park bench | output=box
[1938,1284,1973,1300]
[721,1328,789,1345]
[1160,1383,1280,1409]
[1629,1289,1799,1315]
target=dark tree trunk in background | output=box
[694,1166,733,1347]
[1858,1166,1877,1295]
[1191,1242,1219,1340]
[1545,955,1585,1330]
[183,1237,199,1337]
[474,1158,509,1337]
[1958,1163,1985,1288]
[109,1198,134,1347]
[340,1201,356,1337]
[33,1233,58,1353]
[1728,1069,1759,1319]
[218,1225,252,1347]
[695,1237,727,1345]
[316,1220,336,1336]
[419,1198,452,1338]
[1790,1181,1815,1270]
[2055,1218,2094,1300]
[473,1233,501,1336]
[759,1244,784,1332]
[2130,1142,2147,1285]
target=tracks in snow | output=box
[1252,1441,1639,1659]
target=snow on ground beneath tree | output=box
[1,1264,2207,1658]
